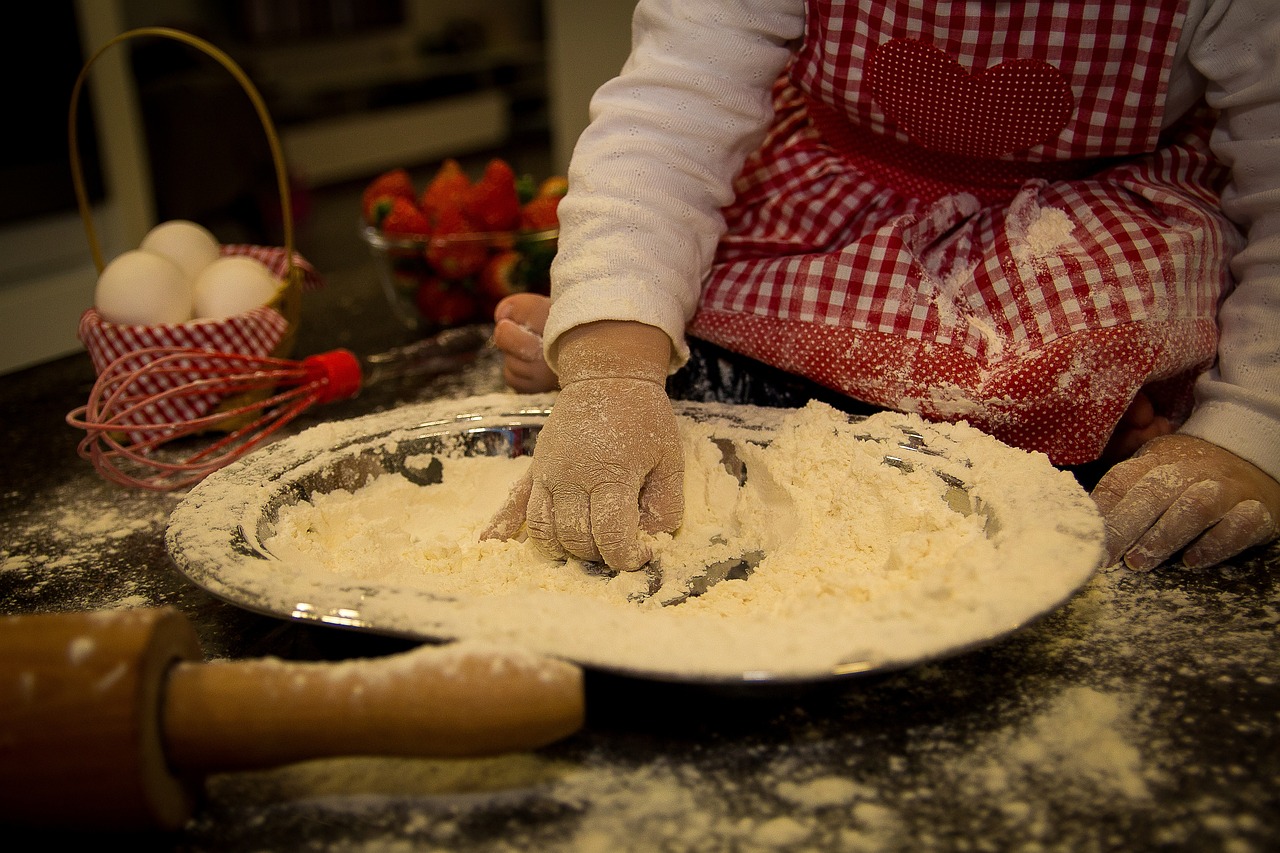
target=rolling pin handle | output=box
[0,607,203,830]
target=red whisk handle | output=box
[302,350,362,404]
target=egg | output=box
[193,256,282,319]
[139,219,221,283]
[94,249,194,325]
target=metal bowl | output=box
[166,394,1104,685]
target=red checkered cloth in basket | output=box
[689,0,1243,465]
[78,244,323,429]
[224,244,323,292]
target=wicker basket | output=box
[69,27,320,430]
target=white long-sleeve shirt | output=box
[544,0,1280,480]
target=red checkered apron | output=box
[689,0,1243,464]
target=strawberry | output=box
[380,196,432,238]
[515,230,557,293]
[478,249,524,315]
[420,159,471,226]
[520,194,560,232]
[415,276,479,327]
[537,175,569,199]
[362,168,416,226]
[466,158,522,232]
[425,205,487,280]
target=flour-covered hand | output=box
[481,320,683,571]
[1091,434,1280,570]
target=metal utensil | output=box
[168,398,1103,685]
[65,323,492,491]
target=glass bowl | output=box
[362,224,558,332]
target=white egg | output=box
[140,219,221,282]
[94,249,194,325]
[193,256,282,319]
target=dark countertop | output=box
[1,264,1277,852]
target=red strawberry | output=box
[415,277,479,327]
[466,158,522,232]
[380,196,432,238]
[520,194,560,232]
[425,205,487,280]
[362,168,416,226]
[420,159,471,225]
[537,175,569,199]
[478,249,524,315]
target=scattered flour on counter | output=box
[1,478,178,611]
[196,683,1154,853]
[961,686,1152,801]
[203,396,1107,680]
[776,775,864,809]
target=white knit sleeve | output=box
[542,0,804,373]
[1178,0,1280,480]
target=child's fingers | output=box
[494,292,551,333]
[493,317,544,361]
[1093,434,1280,571]
[1090,453,1158,517]
[504,360,559,394]
[1183,501,1278,569]
[493,315,558,393]
[480,472,534,541]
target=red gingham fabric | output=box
[78,244,321,428]
[689,0,1244,464]
[797,1,1183,162]
[222,243,323,292]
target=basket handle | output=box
[68,26,297,278]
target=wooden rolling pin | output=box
[0,607,584,830]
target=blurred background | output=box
[0,0,635,373]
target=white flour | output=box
[1020,206,1076,258]
[173,394,1106,680]
[1,478,177,612]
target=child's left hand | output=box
[1091,435,1280,570]
[492,294,558,393]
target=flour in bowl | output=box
[190,395,1107,681]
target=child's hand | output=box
[1100,390,1173,462]
[492,294,557,393]
[1091,435,1280,570]
[482,320,683,571]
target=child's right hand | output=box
[482,320,684,571]
[492,294,558,393]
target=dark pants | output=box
[665,336,877,416]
